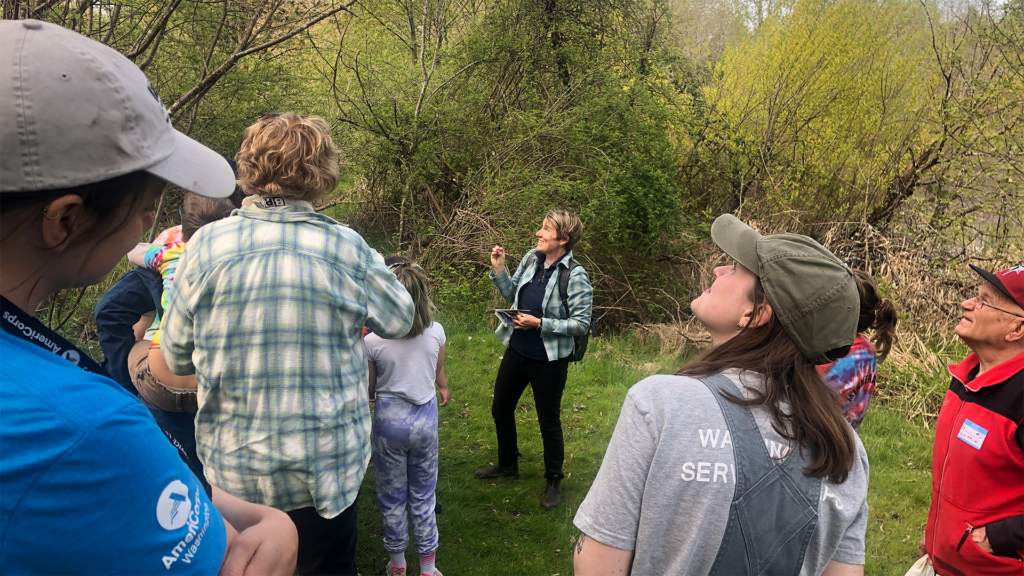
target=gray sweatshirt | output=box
[574,369,869,575]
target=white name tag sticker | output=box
[957,419,988,450]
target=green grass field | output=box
[352,324,937,575]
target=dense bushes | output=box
[316,0,690,326]
[330,0,1022,328]
[23,0,1023,332]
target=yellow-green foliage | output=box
[705,0,935,221]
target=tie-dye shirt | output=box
[817,334,877,430]
[142,239,186,348]
[154,225,182,245]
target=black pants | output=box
[492,346,569,479]
[286,499,359,576]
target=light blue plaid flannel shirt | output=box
[161,202,413,517]
[489,249,593,362]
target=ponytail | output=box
[851,270,898,362]
[871,299,898,362]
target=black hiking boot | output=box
[474,462,519,479]
[539,478,561,510]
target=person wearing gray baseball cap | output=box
[0,20,297,575]
[573,214,869,576]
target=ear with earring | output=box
[42,205,62,220]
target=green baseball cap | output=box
[710,214,859,365]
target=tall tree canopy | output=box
[8,0,1021,327]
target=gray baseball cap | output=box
[711,214,859,365]
[0,20,234,198]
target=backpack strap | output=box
[522,251,538,277]
[558,258,580,319]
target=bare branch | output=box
[236,1,357,59]
[202,0,229,76]
[29,0,62,16]
[167,1,356,117]
[137,18,168,71]
[126,0,183,59]
[100,3,120,44]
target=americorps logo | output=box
[61,349,80,365]
[156,480,191,530]
[162,483,214,569]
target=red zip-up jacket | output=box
[926,352,1024,575]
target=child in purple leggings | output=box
[366,262,450,576]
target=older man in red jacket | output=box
[920,264,1024,575]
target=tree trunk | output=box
[865,141,943,228]
[541,0,571,87]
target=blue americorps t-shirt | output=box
[0,330,227,574]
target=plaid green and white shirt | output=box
[489,249,593,362]
[161,198,413,517]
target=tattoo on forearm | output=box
[576,533,586,554]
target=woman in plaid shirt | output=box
[161,113,415,576]
[475,210,593,510]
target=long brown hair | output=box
[678,280,856,484]
[392,263,435,339]
[851,270,898,362]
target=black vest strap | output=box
[1,295,109,377]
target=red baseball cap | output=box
[970,264,1024,310]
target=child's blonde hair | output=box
[235,113,339,202]
[391,262,435,339]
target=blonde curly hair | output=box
[236,113,339,202]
